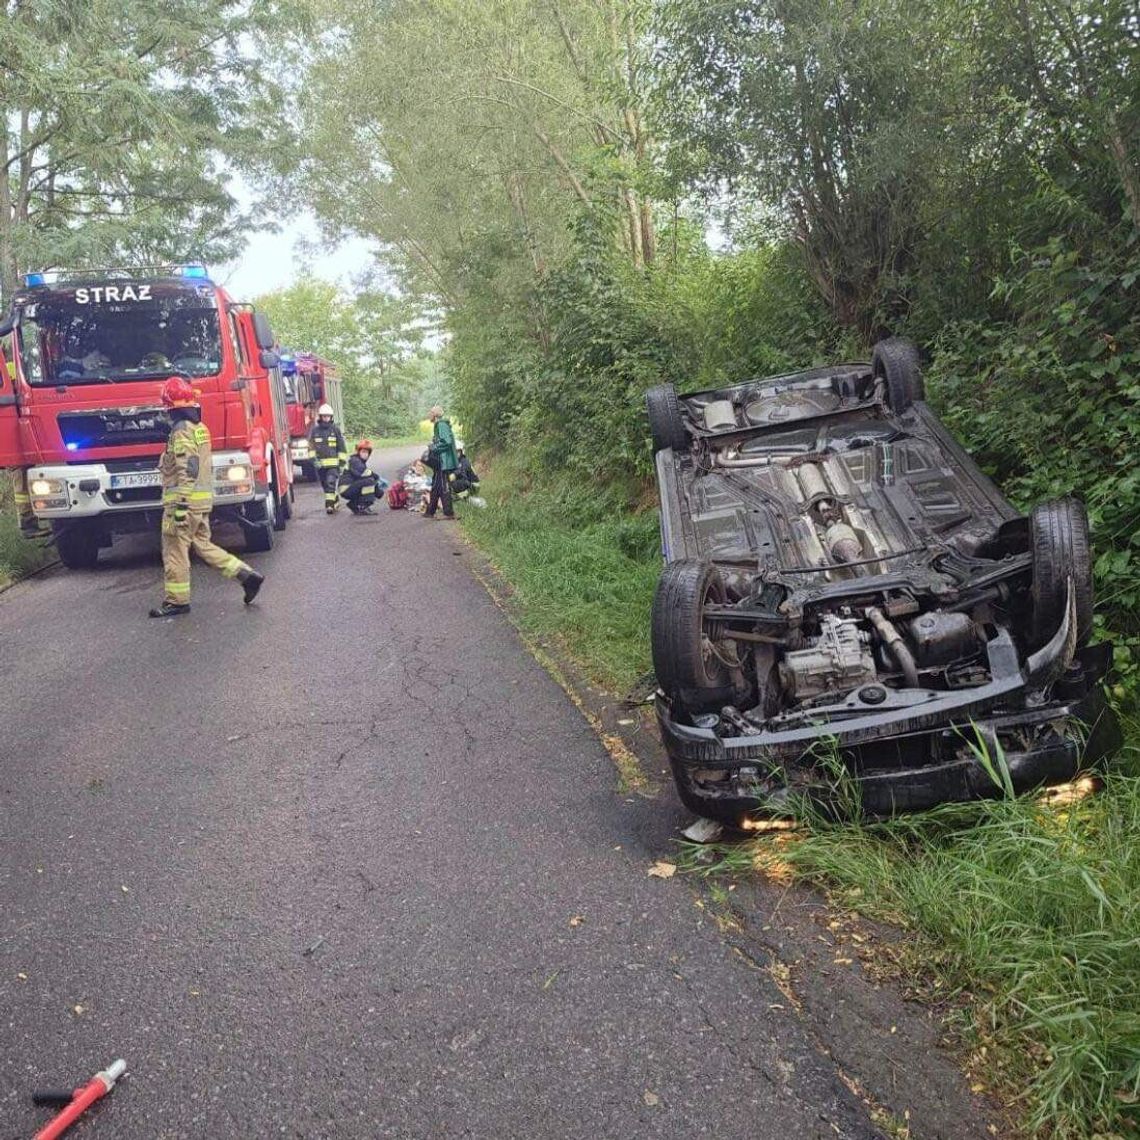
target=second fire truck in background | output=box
[281,352,343,482]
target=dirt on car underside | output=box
[675,379,1017,579]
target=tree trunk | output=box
[0,119,17,303]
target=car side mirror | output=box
[260,349,280,369]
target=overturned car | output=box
[648,339,1119,823]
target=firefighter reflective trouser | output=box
[320,465,340,511]
[11,468,33,527]
[161,509,251,607]
[341,477,377,510]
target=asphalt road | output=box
[1,446,888,1139]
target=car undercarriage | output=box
[647,339,1120,823]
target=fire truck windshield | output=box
[17,283,223,386]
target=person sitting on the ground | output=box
[340,440,387,515]
[453,441,479,493]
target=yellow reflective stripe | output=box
[220,556,243,578]
[361,486,375,495]
[163,490,212,503]
[166,582,191,597]
[14,493,29,504]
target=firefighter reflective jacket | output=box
[160,416,213,512]
[309,421,347,468]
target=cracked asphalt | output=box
[0,445,893,1139]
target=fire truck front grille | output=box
[58,408,170,449]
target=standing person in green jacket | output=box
[425,405,458,520]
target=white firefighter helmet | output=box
[456,440,466,452]
[317,403,334,417]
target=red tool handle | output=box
[32,1060,126,1140]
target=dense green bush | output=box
[451,225,844,484]
[926,235,1140,688]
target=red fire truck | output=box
[0,264,294,569]
[280,351,343,482]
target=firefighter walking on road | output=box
[149,376,264,619]
[309,403,347,514]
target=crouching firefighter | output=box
[340,440,386,514]
[149,376,264,618]
[309,403,347,514]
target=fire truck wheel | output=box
[246,520,274,553]
[270,479,287,533]
[54,521,101,570]
[244,498,275,553]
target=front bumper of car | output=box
[657,621,1121,817]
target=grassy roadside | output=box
[459,454,658,693]
[686,756,1140,1139]
[0,472,51,587]
[461,458,1140,1139]
[368,428,432,449]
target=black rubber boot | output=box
[148,602,191,618]
[19,518,40,538]
[238,568,264,605]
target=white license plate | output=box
[109,471,161,489]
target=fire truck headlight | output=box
[30,478,64,496]
[224,464,250,483]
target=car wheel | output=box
[646,384,688,454]
[53,521,101,570]
[1030,498,1094,649]
[872,337,925,411]
[652,560,750,714]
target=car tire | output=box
[1030,498,1094,649]
[54,521,101,570]
[652,560,750,714]
[646,384,688,454]
[872,337,925,411]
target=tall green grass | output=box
[459,455,659,692]
[0,472,50,585]
[690,724,1140,1139]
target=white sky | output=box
[215,210,378,301]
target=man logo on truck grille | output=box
[74,285,153,304]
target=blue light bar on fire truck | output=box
[174,264,210,279]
